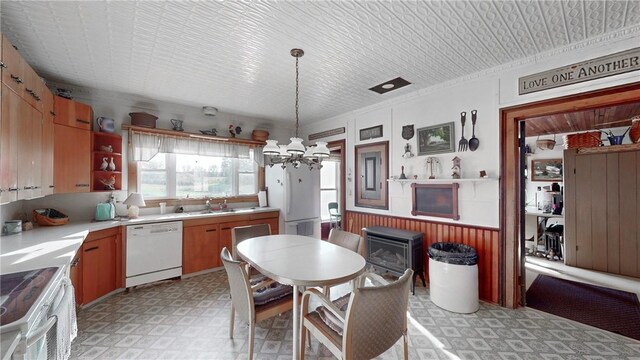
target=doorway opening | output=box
[500,82,640,339]
[320,140,345,239]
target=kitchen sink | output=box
[188,208,236,215]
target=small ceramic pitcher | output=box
[97,117,115,133]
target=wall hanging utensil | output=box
[469,110,479,151]
[458,112,468,152]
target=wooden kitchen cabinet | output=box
[54,123,90,193]
[0,83,42,202]
[54,96,92,130]
[41,88,55,196]
[0,84,19,203]
[182,211,280,271]
[17,105,43,199]
[183,224,220,274]
[1,34,25,95]
[82,231,119,304]
[21,63,43,111]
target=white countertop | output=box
[0,207,279,274]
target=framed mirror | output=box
[355,141,388,209]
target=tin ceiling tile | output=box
[1,1,638,123]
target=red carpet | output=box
[526,275,640,341]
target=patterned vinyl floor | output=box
[70,270,640,360]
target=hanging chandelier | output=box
[263,48,330,169]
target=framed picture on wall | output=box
[417,122,455,155]
[411,183,460,220]
[531,158,563,182]
[359,125,383,141]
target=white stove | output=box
[0,266,75,360]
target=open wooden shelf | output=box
[91,132,123,192]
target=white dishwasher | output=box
[126,221,183,287]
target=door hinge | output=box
[576,245,579,251]
[574,168,576,174]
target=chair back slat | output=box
[220,247,254,324]
[343,269,413,359]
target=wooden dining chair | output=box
[323,229,363,298]
[232,223,272,278]
[328,202,341,229]
[300,269,413,360]
[231,223,272,261]
[220,247,294,360]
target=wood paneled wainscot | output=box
[182,210,279,275]
[345,211,500,304]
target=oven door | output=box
[15,277,73,360]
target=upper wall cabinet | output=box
[41,88,55,196]
[1,34,25,95]
[54,96,92,130]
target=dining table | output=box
[236,234,367,360]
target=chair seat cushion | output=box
[315,293,350,335]
[253,281,293,306]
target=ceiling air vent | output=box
[369,77,412,94]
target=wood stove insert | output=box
[363,226,426,294]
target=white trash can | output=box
[428,242,479,313]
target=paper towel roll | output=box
[258,191,268,207]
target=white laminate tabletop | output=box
[524,207,564,218]
[236,234,367,287]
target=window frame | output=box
[320,159,341,222]
[136,151,259,200]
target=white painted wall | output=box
[301,30,639,229]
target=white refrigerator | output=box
[265,164,321,238]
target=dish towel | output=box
[296,220,314,236]
[47,279,77,360]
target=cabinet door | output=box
[16,97,32,200]
[28,106,42,198]
[82,235,116,304]
[0,84,19,203]
[54,124,90,193]
[69,250,83,305]
[74,101,92,130]
[22,65,42,110]
[219,221,249,257]
[41,89,54,196]
[183,224,219,274]
[1,34,24,94]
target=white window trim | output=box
[137,151,258,200]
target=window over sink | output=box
[138,150,258,199]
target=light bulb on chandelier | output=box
[263,48,330,169]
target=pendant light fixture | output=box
[263,48,330,169]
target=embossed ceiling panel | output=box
[1,1,639,123]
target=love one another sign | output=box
[519,47,639,95]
